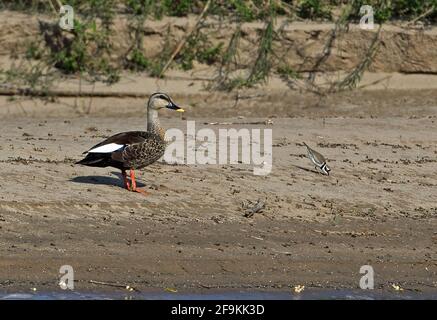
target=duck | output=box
[76,92,184,195]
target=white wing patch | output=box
[88,143,125,153]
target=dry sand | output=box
[0,84,436,294]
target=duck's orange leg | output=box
[130,169,149,196]
[122,170,131,190]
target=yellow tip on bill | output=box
[176,108,185,112]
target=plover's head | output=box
[323,164,331,176]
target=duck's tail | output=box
[75,153,111,167]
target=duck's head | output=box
[148,92,184,113]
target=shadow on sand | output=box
[71,172,146,188]
[292,165,320,175]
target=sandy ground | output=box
[0,9,437,297]
[0,93,436,294]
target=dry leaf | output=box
[294,285,305,293]
[391,284,403,291]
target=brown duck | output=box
[76,92,184,195]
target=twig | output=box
[74,72,82,110]
[233,92,265,107]
[86,82,96,114]
[272,0,294,16]
[306,4,352,84]
[246,12,274,85]
[17,100,28,116]
[405,6,435,27]
[357,75,392,90]
[89,280,137,291]
[330,24,382,92]
[158,0,212,78]
[204,119,273,126]
[214,23,242,89]
[47,0,63,14]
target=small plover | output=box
[303,142,331,176]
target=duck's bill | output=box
[167,104,185,112]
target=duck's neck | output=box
[147,107,165,140]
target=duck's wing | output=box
[76,131,161,169]
[84,131,152,154]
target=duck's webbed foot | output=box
[129,169,149,196]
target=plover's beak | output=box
[167,103,184,112]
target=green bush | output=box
[392,0,437,20]
[350,0,391,22]
[351,0,437,23]
[0,0,48,12]
[163,0,195,16]
[298,0,332,20]
[126,48,150,71]
[277,65,301,79]
[177,32,223,70]
[229,0,257,21]
[6,0,437,92]
[25,41,44,60]
[125,0,165,18]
